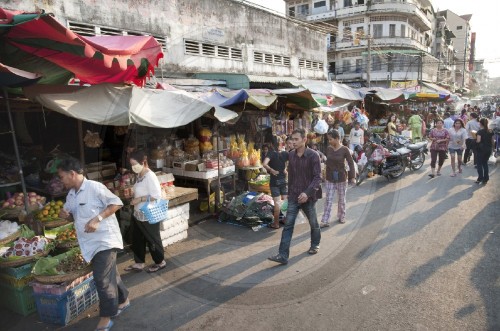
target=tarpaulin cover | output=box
[30,84,238,127]
[0,8,163,86]
[0,62,41,87]
[296,80,363,101]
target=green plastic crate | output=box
[0,282,37,316]
[0,263,34,279]
[0,273,34,289]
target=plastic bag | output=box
[314,119,329,134]
[488,155,497,164]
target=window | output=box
[343,59,351,73]
[344,0,353,6]
[401,24,406,37]
[457,25,463,30]
[373,24,383,38]
[297,4,309,15]
[356,27,365,38]
[299,58,324,71]
[371,15,406,22]
[314,1,326,8]
[356,59,363,72]
[343,27,353,41]
[389,24,396,37]
[372,55,381,71]
[288,6,295,17]
[184,39,242,61]
[254,51,290,67]
[344,18,364,26]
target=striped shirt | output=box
[287,147,322,202]
[64,178,124,262]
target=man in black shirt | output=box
[262,143,288,229]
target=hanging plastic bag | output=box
[314,119,329,134]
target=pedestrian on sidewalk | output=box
[262,141,289,229]
[475,118,495,184]
[268,128,322,265]
[447,119,467,177]
[408,110,423,142]
[57,157,129,331]
[428,118,450,178]
[126,150,167,273]
[348,121,364,152]
[320,129,355,227]
[464,112,480,166]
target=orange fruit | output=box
[42,210,49,216]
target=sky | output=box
[243,0,500,78]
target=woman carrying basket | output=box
[125,150,167,273]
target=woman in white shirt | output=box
[125,150,166,273]
[348,121,364,151]
[448,119,468,177]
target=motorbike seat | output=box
[408,142,426,150]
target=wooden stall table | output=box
[164,186,198,208]
[172,171,236,201]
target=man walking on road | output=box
[268,128,322,265]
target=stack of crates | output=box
[0,263,37,316]
[32,273,98,325]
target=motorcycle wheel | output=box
[356,166,369,186]
[388,160,406,179]
[410,152,425,170]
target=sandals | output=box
[450,173,456,177]
[124,264,143,272]
[112,301,130,318]
[95,320,114,331]
[147,261,167,273]
[269,223,280,229]
[307,247,319,254]
[338,219,346,224]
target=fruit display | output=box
[1,192,45,210]
[56,252,87,273]
[184,135,200,156]
[1,236,49,258]
[36,200,65,222]
[55,227,77,242]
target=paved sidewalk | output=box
[3,178,377,330]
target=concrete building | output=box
[432,14,456,91]
[2,0,328,89]
[284,0,438,88]
[437,10,472,92]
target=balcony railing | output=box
[334,36,430,52]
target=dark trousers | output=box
[132,216,164,264]
[430,150,446,168]
[464,138,476,165]
[92,249,129,317]
[476,151,491,182]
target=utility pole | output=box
[462,23,468,88]
[388,51,393,88]
[366,23,371,88]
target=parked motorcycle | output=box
[389,135,428,171]
[356,133,406,186]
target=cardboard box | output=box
[184,161,201,172]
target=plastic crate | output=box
[0,272,34,289]
[0,263,34,279]
[0,282,37,316]
[31,272,92,296]
[34,276,99,325]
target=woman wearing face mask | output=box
[125,150,166,273]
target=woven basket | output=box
[33,265,92,284]
[43,219,71,229]
[56,240,79,249]
[0,250,49,268]
[248,182,271,194]
[0,230,21,246]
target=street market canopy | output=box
[27,84,238,128]
[0,8,163,86]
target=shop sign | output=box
[391,80,418,89]
[202,28,225,42]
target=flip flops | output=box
[269,223,280,229]
[113,302,131,318]
[147,261,167,273]
[95,320,114,331]
[124,265,143,272]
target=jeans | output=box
[278,199,321,260]
[476,151,490,182]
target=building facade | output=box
[437,10,472,92]
[2,0,328,89]
[432,14,456,91]
[285,0,439,87]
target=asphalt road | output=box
[3,158,499,331]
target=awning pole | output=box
[3,87,29,213]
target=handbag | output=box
[139,196,169,224]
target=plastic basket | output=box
[33,276,99,325]
[0,272,34,288]
[31,272,92,295]
[0,263,34,279]
[0,282,37,316]
[140,196,169,224]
